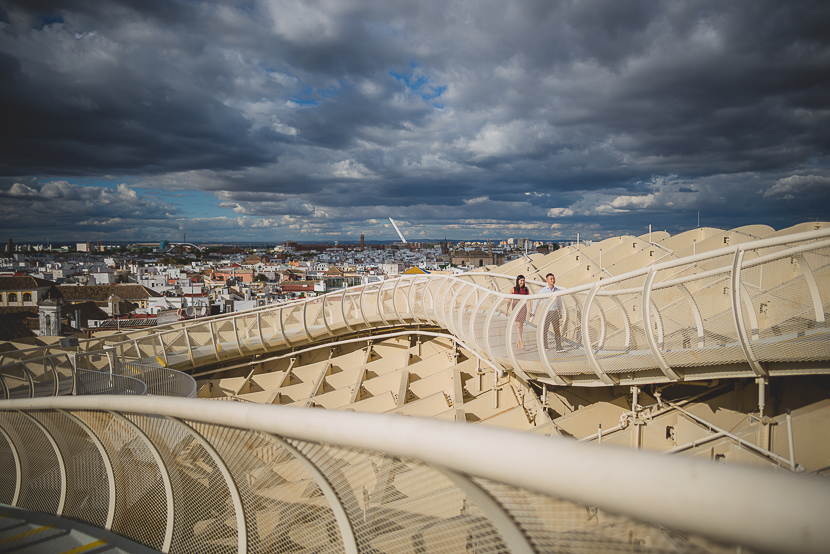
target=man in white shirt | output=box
[535,273,564,352]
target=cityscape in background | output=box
[0,233,570,341]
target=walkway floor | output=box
[0,505,160,554]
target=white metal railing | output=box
[2,228,830,390]
[74,368,147,395]
[121,361,198,398]
[0,350,196,399]
[1,395,828,554]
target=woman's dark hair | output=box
[515,274,527,292]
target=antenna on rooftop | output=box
[389,218,407,244]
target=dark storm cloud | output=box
[0,1,279,177]
[0,0,828,241]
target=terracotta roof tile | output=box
[0,312,37,340]
[56,284,161,301]
[0,276,57,291]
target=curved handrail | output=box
[0,354,196,399]
[0,395,827,554]
[121,361,197,397]
[75,368,147,395]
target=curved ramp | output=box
[1,228,829,392]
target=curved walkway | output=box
[3,228,829,393]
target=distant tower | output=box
[38,298,62,336]
[108,294,122,316]
[6,237,12,253]
[360,234,365,251]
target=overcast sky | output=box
[1,0,829,244]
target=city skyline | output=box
[1,1,829,243]
[4,236,561,250]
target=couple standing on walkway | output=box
[511,273,564,352]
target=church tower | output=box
[38,298,62,336]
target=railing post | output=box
[536,295,570,386]
[797,252,826,325]
[232,313,243,355]
[276,305,290,347]
[209,320,221,362]
[302,300,313,343]
[70,354,79,396]
[340,287,354,332]
[731,249,767,377]
[0,370,9,399]
[408,276,422,324]
[321,294,335,338]
[183,326,196,368]
[157,333,169,367]
[392,277,404,323]
[377,280,390,326]
[0,425,22,505]
[581,283,617,385]
[358,285,370,328]
[642,268,680,381]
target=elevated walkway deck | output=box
[0,504,160,554]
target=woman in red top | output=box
[511,275,530,350]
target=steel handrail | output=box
[0,395,827,554]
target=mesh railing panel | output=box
[342,288,364,329]
[94,412,169,551]
[281,304,306,344]
[193,424,346,554]
[128,412,236,554]
[410,277,428,321]
[164,329,191,358]
[363,284,384,325]
[3,363,33,399]
[241,313,265,353]
[30,359,56,397]
[378,280,397,324]
[0,410,62,514]
[0,424,19,503]
[52,355,75,396]
[291,442,509,554]
[324,295,349,334]
[306,298,329,340]
[122,362,197,397]
[393,282,411,320]
[183,321,213,353]
[0,401,827,553]
[213,318,241,357]
[33,410,111,529]
[76,369,147,395]
[472,476,737,553]
[740,242,830,363]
